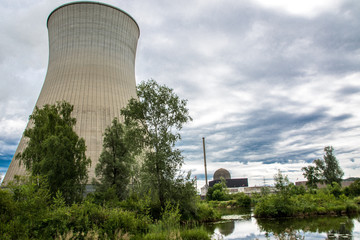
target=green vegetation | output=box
[1,80,218,238]
[254,171,359,218]
[206,179,229,201]
[94,118,136,200]
[121,79,194,217]
[344,179,360,197]
[205,179,359,219]
[0,176,215,239]
[206,192,251,209]
[3,80,360,238]
[302,146,344,188]
[203,169,359,219]
[15,101,91,204]
[234,192,252,207]
[195,201,221,221]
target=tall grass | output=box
[254,190,360,218]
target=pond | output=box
[204,208,360,239]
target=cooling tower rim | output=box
[47,1,140,36]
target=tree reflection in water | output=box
[218,221,235,236]
[205,208,359,240]
[257,215,355,239]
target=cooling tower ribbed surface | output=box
[3,2,139,185]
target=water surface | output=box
[205,208,360,239]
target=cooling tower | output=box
[3,2,140,185]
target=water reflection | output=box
[205,208,360,240]
[217,221,235,236]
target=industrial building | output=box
[3,2,139,185]
[201,168,249,196]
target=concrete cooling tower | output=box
[3,2,140,185]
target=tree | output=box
[16,101,91,203]
[321,146,344,185]
[94,118,135,200]
[302,146,344,187]
[206,179,229,201]
[121,79,192,209]
[302,165,322,189]
[274,170,291,195]
[347,179,360,197]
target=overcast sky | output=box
[1,0,359,188]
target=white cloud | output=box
[253,0,343,17]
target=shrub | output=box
[181,228,210,240]
[41,200,150,238]
[118,192,151,217]
[158,203,181,231]
[143,232,170,240]
[195,202,220,222]
[2,176,52,239]
[254,195,278,218]
[327,182,342,198]
[254,194,294,218]
[0,188,16,223]
[206,181,229,201]
[316,207,326,215]
[345,202,358,213]
[348,179,360,197]
[353,196,360,205]
[235,193,251,207]
[288,184,306,195]
[142,227,209,240]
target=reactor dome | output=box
[213,168,231,180]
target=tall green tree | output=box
[301,165,322,189]
[16,101,91,203]
[274,169,290,194]
[94,118,135,200]
[321,146,344,185]
[302,146,344,187]
[121,79,192,209]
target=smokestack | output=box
[202,137,208,186]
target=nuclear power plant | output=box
[3,2,140,185]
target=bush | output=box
[235,193,251,207]
[1,176,52,239]
[143,231,172,240]
[0,188,16,239]
[288,184,306,195]
[169,176,198,220]
[181,228,210,240]
[206,181,229,201]
[142,203,206,240]
[254,194,294,218]
[316,207,326,214]
[19,198,150,239]
[195,201,220,222]
[103,208,149,235]
[0,188,16,223]
[118,192,151,217]
[348,179,360,197]
[327,182,342,198]
[89,185,120,207]
[345,202,358,213]
[254,188,360,218]
[353,196,360,204]
[142,228,210,240]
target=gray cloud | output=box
[1,0,360,186]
